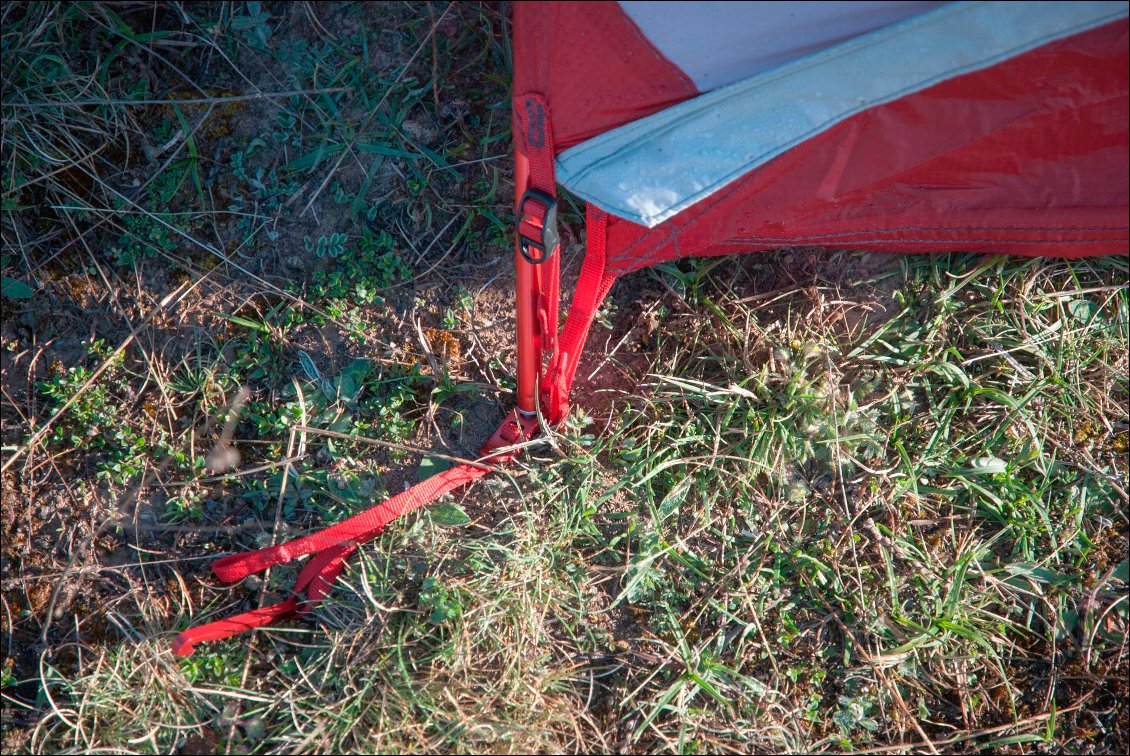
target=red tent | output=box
[175,1,1128,655]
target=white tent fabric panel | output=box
[559,1,1129,228]
[620,0,946,93]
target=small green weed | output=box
[38,339,198,487]
[307,227,411,308]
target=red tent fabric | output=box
[514,1,1127,423]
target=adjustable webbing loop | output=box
[515,92,561,359]
[173,541,356,657]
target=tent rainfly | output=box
[174,1,1129,655]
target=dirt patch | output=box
[1,3,521,741]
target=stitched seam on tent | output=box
[716,226,1130,235]
[608,235,1128,273]
[610,234,1128,271]
[719,235,1130,244]
[629,233,1130,260]
[621,229,1129,265]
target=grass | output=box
[2,2,1127,754]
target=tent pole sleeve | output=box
[513,148,540,415]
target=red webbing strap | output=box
[173,412,537,656]
[210,463,490,583]
[515,92,560,356]
[175,94,604,657]
[543,205,618,424]
[172,541,355,657]
[541,246,560,356]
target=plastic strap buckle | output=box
[517,189,559,264]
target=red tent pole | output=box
[513,148,540,415]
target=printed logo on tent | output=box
[525,99,546,148]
